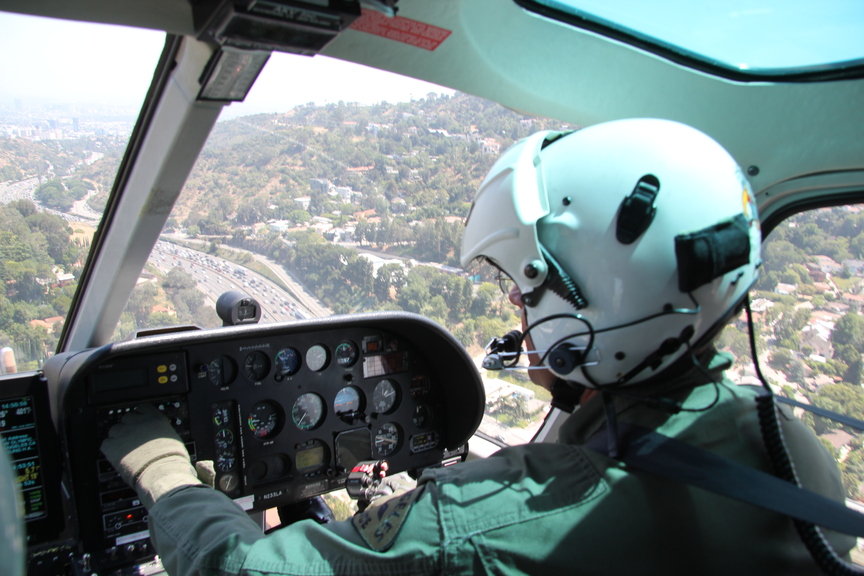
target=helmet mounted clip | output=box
[616,175,660,244]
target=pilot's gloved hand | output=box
[101,403,203,509]
[356,478,403,513]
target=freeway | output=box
[70,191,102,220]
[159,235,333,318]
[0,177,38,204]
[149,241,319,324]
[1,176,100,225]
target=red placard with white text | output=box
[350,10,452,51]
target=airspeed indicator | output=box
[292,393,324,430]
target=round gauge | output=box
[413,404,432,428]
[208,356,237,387]
[208,358,223,385]
[292,393,325,430]
[247,401,283,439]
[243,351,271,381]
[218,473,239,493]
[215,429,234,450]
[333,386,363,415]
[374,423,402,457]
[335,340,359,367]
[212,405,232,427]
[372,379,400,414]
[216,451,236,472]
[274,347,302,377]
[305,344,330,372]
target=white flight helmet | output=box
[462,119,761,388]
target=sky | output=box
[0,11,453,117]
[535,0,864,70]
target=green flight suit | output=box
[148,351,855,575]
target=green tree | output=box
[833,313,864,352]
[374,263,405,302]
[717,325,752,360]
[126,282,159,327]
[471,283,503,316]
[811,384,864,436]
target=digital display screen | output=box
[0,396,48,521]
[335,428,370,470]
[296,445,325,471]
[91,369,148,393]
[363,351,409,378]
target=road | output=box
[70,191,102,220]
[0,177,38,204]
[245,252,332,318]
[160,235,332,318]
[149,241,325,323]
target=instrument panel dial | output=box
[216,451,236,472]
[305,345,330,372]
[371,379,399,414]
[208,356,237,387]
[274,347,301,378]
[247,401,283,439]
[243,351,271,381]
[215,428,234,449]
[374,423,401,457]
[335,340,359,367]
[292,393,324,430]
[334,386,363,415]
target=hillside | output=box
[172,93,572,247]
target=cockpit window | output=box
[115,52,562,442]
[518,0,864,79]
[0,12,163,370]
[721,205,864,511]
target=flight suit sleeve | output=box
[148,483,443,576]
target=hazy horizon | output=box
[0,11,454,120]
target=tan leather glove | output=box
[101,403,203,509]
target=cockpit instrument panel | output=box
[0,373,64,548]
[41,312,483,574]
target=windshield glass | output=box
[523,0,864,74]
[0,12,163,371]
[114,51,567,443]
[720,205,864,527]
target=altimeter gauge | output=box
[374,423,401,457]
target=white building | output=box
[294,196,311,211]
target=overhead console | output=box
[40,312,483,574]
